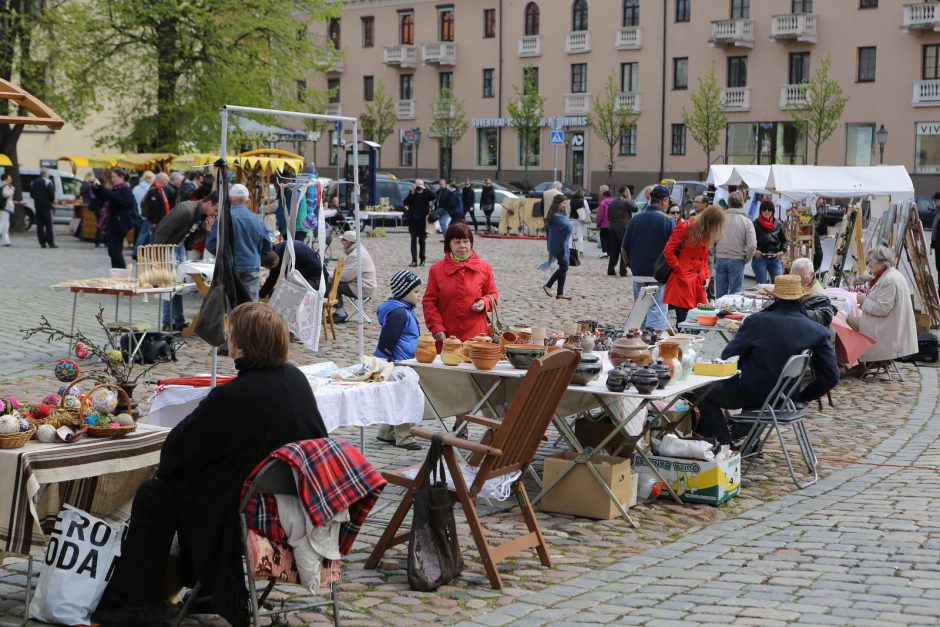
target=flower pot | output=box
[116,382,140,421]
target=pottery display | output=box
[650,360,672,389]
[657,342,683,380]
[570,360,602,385]
[470,355,499,370]
[415,346,436,363]
[504,344,547,369]
[632,368,659,395]
[671,335,701,380]
[440,351,463,366]
[609,330,653,367]
[605,366,634,393]
[499,331,518,347]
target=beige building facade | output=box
[317,0,940,195]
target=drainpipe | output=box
[495,0,503,181]
[658,0,667,181]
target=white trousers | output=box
[0,210,10,246]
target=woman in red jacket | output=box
[423,222,499,341]
[663,205,725,326]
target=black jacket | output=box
[607,197,636,231]
[142,184,172,225]
[93,183,135,233]
[461,186,475,214]
[157,361,328,626]
[404,187,435,224]
[176,179,197,205]
[569,196,585,219]
[30,177,55,211]
[753,219,788,255]
[480,186,496,210]
[803,293,836,328]
[259,240,323,299]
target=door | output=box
[570,131,586,189]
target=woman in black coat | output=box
[404,179,436,266]
[92,167,136,269]
[95,303,328,627]
[751,200,788,284]
[479,178,497,233]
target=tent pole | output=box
[212,107,231,388]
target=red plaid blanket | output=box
[241,438,386,555]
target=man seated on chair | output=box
[258,239,323,300]
[94,303,328,627]
[332,230,376,324]
[692,274,839,445]
[789,257,836,328]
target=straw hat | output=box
[761,274,809,300]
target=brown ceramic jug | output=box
[609,329,653,367]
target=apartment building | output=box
[318,0,940,194]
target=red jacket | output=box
[422,251,499,341]
[662,219,711,310]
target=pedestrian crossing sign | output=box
[550,130,564,145]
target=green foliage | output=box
[507,68,544,184]
[681,61,727,171]
[360,80,396,147]
[588,72,640,184]
[787,53,848,165]
[429,87,468,178]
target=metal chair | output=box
[729,350,818,489]
[861,359,904,382]
[347,295,373,324]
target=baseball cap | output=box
[340,230,357,243]
[649,185,670,201]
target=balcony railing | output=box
[517,35,541,57]
[325,53,344,72]
[903,3,940,32]
[779,84,809,108]
[326,103,341,116]
[396,100,416,120]
[616,92,641,113]
[383,44,417,68]
[565,30,591,54]
[913,79,940,106]
[721,87,751,112]
[422,42,457,65]
[615,26,642,50]
[565,93,591,115]
[709,19,755,48]
[771,14,817,43]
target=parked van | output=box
[0,168,82,227]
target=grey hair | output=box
[728,191,744,208]
[868,246,896,268]
[791,257,814,277]
[552,181,562,190]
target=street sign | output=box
[550,130,565,145]
[334,120,342,133]
[571,133,584,147]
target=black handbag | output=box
[653,240,682,284]
[407,434,464,591]
[427,209,441,223]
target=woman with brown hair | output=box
[543,193,574,300]
[662,205,725,325]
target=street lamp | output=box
[876,124,888,165]
[413,127,421,179]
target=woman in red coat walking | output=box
[423,222,499,341]
[663,205,725,325]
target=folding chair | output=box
[729,350,818,489]
[364,349,580,590]
[861,359,904,382]
[321,256,345,341]
[347,295,373,324]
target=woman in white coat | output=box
[0,174,14,246]
[848,246,918,363]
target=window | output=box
[482,69,495,98]
[621,62,638,93]
[296,80,307,102]
[439,8,454,42]
[731,0,749,19]
[671,124,686,156]
[400,138,414,167]
[924,45,940,80]
[728,121,806,164]
[327,78,340,104]
[845,123,875,166]
[788,52,810,84]
[572,0,588,31]
[619,125,637,156]
[517,131,540,167]
[363,76,374,101]
[328,18,341,49]
[792,0,812,13]
[477,128,498,166]
[484,8,496,38]
[859,0,877,7]
[523,66,539,93]
[400,74,413,100]
[571,63,587,93]
[915,122,940,173]
[524,2,540,36]
[361,17,374,47]
[857,47,876,82]
[439,72,453,91]
[400,12,414,45]
[727,56,747,88]
[675,0,690,22]
[673,57,688,90]
[623,0,639,27]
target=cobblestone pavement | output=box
[0,226,930,625]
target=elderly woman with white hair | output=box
[847,246,918,363]
[790,257,836,327]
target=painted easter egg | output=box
[36,424,57,443]
[0,415,19,434]
[96,415,112,427]
[0,399,5,414]
[90,388,118,415]
[5,396,19,411]
[109,421,121,427]
[84,414,98,426]
[18,418,31,432]
[74,343,90,360]
[43,393,61,407]
[114,413,134,426]
[58,384,81,397]
[63,396,82,411]
[54,359,79,382]
[108,350,123,365]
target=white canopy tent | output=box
[763,165,915,203]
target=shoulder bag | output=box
[484,294,506,339]
[577,206,591,224]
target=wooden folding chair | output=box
[364,349,580,590]
[321,256,345,341]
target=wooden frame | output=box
[322,257,345,340]
[0,78,64,129]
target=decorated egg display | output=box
[6,396,20,411]
[54,359,80,382]
[18,418,31,432]
[108,350,123,365]
[109,421,121,427]
[0,415,20,434]
[114,413,134,426]
[36,424,57,443]
[24,404,52,420]
[96,415,112,427]
[43,393,61,407]
[90,388,118,414]
[74,343,90,360]
[84,414,99,426]
[63,396,83,411]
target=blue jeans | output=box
[715,258,746,298]
[632,281,668,330]
[161,244,187,328]
[132,221,152,260]
[751,255,784,285]
[438,212,451,235]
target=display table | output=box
[359,210,403,230]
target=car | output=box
[470,179,524,195]
[526,182,598,210]
[665,180,710,213]
[1,167,81,226]
[916,196,935,229]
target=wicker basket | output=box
[0,425,36,449]
[85,383,137,438]
[46,376,98,428]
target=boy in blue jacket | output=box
[374,270,422,450]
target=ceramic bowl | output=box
[698,315,718,327]
[570,361,602,385]
[440,351,463,366]
[470,355,499,371]
[505,344,547,369]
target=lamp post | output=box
[413,127,421,179]
[876,124,888,165]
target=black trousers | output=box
[546,257,569,296]
[482,209,494,231]
[607,228,627,275]
[410,231,426,264]
[108,228,127,268]
[334,281,358,308]
[35,206,55,247]
[464,208,478,230]
[599,227,609,253]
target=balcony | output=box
[903,3,940,32]
[325,52,344,73]
[433,103,458,119]
[565,31,591,54]
[517,35,541,57]
[721,87,751,112]
[422,42,457,66]
[565,93,591,116]
[383,44,417,68]
[779,84,808,108]
[396,100,416,120]
[913,79,940,106]
[615,26,642,50]
[770,13,817,43]
[616,92,641,113]
[709,19,755,48]
[326,103,341,116]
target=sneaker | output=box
[600,253,608,258]
[332,312,348,324]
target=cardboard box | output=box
[915,313,931,333]
[633,451,741,506]
[692,361,738,376]
[575,416,635,456]
[541,451,635,520]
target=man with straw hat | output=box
[690,274,839,445]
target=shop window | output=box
[477,128,498,167]
[517,131,541,167]
[845,123,875,166]
[915,122,940,173]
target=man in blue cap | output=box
[621,184,674,330]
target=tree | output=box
[507,67,544,186]
[682,61,727,172]
[588,72,641,186]
[359,80,396,167]
[46,0,340,152]
[429,87,468,180]
[787,53,848,165]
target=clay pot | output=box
[443,336,462,353]
[609,330,652,367]
[606,366,634,393]
[470,355,499,371]
[657,342,683,380]
[650,360,672,389]
[415,346,436,363]
[632,368,659,395]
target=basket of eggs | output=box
[0,411,36,449]
[82,384,137,438]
